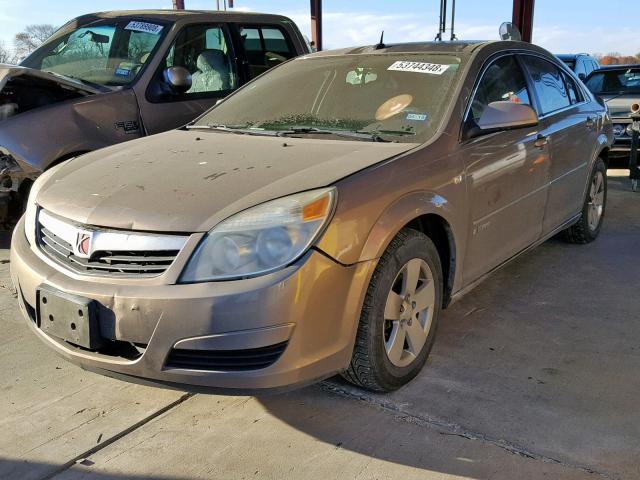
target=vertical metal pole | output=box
[630,118,640,191]
[310,0,323,51]
[172,0,185,9]
[450,0,457,40]
[512,0,535,42]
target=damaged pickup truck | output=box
[0,10,309,224]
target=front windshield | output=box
[21,19,170,87]
[586,68,640,95]
[195,53,463,142]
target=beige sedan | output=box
[11,40,613,393]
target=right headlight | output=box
[180,187,336,283]
[24,162,67,246]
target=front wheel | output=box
[562,158,607,244]
[342,228,442,392]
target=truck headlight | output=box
[180,188,336,282]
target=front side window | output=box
[470,55,532,123]
[195,53,463,143]
[522,56,571,115]
[164,24,238,95]
[239,26,295,78]
[22,20,169,87]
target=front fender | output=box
[357,190,458,262]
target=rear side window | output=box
[239,25,295,79]
[522,56,571,115]
[470,55,532,123]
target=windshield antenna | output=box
[375,31,385,50]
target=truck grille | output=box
[165,342,289,371]
[36,210,188,277]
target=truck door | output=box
[138,23,240,134]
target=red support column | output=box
[512,0,535,43]
[173,0,185,10]
[310,0,323,51]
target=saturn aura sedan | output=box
[11,40,613,393]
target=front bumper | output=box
[10,217,376,393]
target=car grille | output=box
[165,342,289,371]
[37,210,187,277]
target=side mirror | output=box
[477,101,538,132]
[163,66,192,93]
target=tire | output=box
[342,228,443,392]
[562,158,607,244]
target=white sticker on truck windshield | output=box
[388,61,450,75]
[125,21,164,35]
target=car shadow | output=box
[254,171,639,480]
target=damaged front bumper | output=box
[10,217,376,393]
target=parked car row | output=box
[9,11,614,394]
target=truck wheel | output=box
[342,228,442,392]
[562,158,607,244]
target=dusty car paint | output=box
[0,10,309,222]
[11,40,613,393]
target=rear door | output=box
[461,54,551,284]
[520,55,596,234]
[139,23,239,134]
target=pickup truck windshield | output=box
[21,19,170,87]
[195,53,463,143]
[586,68,640,95]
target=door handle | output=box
[586,116,596,129]
[534,134,548,149]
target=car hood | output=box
[600,94,640,118]
[0,64,103,94]
[37,130,418,233]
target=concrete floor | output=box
[1,170,638,480]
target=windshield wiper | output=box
[186,124,279,137]
[276,127,390,142]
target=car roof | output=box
[307,40,546,59]
[556,53,592,60]
[74,9,292,23]
[592,64,640,72]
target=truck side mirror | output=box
[163,66,192,94]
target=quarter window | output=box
[239,26,295,79]
[470,55,532,123]
[522,56,571,115]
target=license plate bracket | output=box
[37,285,103,349]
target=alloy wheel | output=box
[587,170,605,231]
[383,258,436,368]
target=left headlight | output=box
[180,187,336,282]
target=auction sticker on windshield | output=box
[388,61,450,75]
[125,21,164,35]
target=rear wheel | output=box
[562,158,607,244]
[342,228,442,392]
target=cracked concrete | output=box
[0,169,638,480]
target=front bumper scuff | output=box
[10,217,377,393]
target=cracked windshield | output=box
[22,20,168,86]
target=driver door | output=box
[138,24,239,134]
[460,54,551,285]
